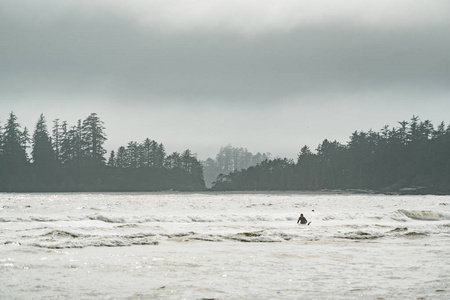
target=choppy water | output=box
[1,192,449,299]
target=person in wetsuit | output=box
[297,213,307,225]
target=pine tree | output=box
[2,112,28,167]
[165,152,182,169]
[156,142,166,168]
[0,112,29,191]
[32,114,55,166]
[127,141,140,168]
[142,138,152,167]
[0,121,3,158]
[115,146,127,168]
[81,113,107,163]
[52,119,61,162]
[107,150,116,167]
[59,121,71,164]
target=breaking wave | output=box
[335,230,385,240]
[402,232,429,237]
[23,230,159,249]
[397,210,450,221]
[0,216,67,223]
[8,229,310,248]
[42,230,82,238]
[0,214,294,224]
[3,223,446,249]
[389,227,408,233]
[30,238,158,249]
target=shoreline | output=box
[1,188,448,195]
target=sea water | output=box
[0,192,449,299]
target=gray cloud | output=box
[1,1,450,159]
[1,3,449,104]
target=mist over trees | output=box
[202,145,270,188]
[212,116,450,194]
[0,112,205,192]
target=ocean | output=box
[1,192,449,299]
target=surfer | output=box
[297,213,307,225]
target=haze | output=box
[1,0,449,159]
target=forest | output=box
[0,112,205,192]
[211,116,450,194]
[1,112,449,194]
[202,145,270,188]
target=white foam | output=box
[398,209,448,221]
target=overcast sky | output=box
[1,0,450,159]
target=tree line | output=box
[0,112,205,192]
[2,112,448,194]
[212,116,450,194]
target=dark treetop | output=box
[211,116,450,195]
[0,112,205,192]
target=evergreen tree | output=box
[115,146,127,168]
[316,139,345,188]
[31,114,57,190]
[126,141,140,168]
[296,145,318,189]
[52,119,61,162]
[32,114,55,166]
[142,138,152,167]
[82,113,107,163]
[0,112,29,190]
[2,112,28,167]
[59,121,71,164]
[0,121,3,158]
[107,150,116,167]
[165,152,182,169]
[433,122,446,138]
[155,142,166,168]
